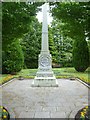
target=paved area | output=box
[0,78,89,119]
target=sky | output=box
[36,4,53,25]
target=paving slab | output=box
[34,112,50,118]
[0,78,89,119]
[19,111,35,118]
[50,111,66,118]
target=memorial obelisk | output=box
[32,3,58,87]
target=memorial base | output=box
[32,76,58,87]
[32,53,58,87]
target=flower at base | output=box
[81,112,85,118]
[3,115,7,118]
[85,106,88,109]
[3,109,7,112]
[83,109,86,111]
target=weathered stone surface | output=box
[19,111,35,118]
[1,78,89,118]
[32,3,58,87]
[34,112,50,118]
[50,111,66,118]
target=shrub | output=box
[2,40,24,74]
[72,39,89,72]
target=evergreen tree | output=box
[2,40,24,74]
[73,38,89,72]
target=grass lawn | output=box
[53,67,90,84]
[0,74,14,85]
[0,67,90,85]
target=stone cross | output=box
[32,3,58,87]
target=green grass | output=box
[0,74,14,85]
[16,69,37,78]
[0,74,8,84]
[0,67,90,85]
[53,67,90,84]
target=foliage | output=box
[0,106,10,119]
[75,106,90,120]
[73,38,89,72]
[51,2,90,40]
[2,40,24,74]
[49,19,73,67]
[87,40,90,57]
[51,2,90,71]
[2,2,42,73]
[48,27,58,63]
[1,75,13,84]
[21,18,42,68]
[2,2,42,46]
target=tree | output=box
[21,18,42,68]
[51,2,90,70]
[2,40,24,74]
[2,2,42,73]
[73,38,89,72]
[48,26,58,64]
[51,2,90,40]
[49,18,73,67]
[2,2,41,49]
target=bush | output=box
[72,39,89,72]
[2,40,24,74]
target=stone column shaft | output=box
[41,3,49,52]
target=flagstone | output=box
[0,78,89,118]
